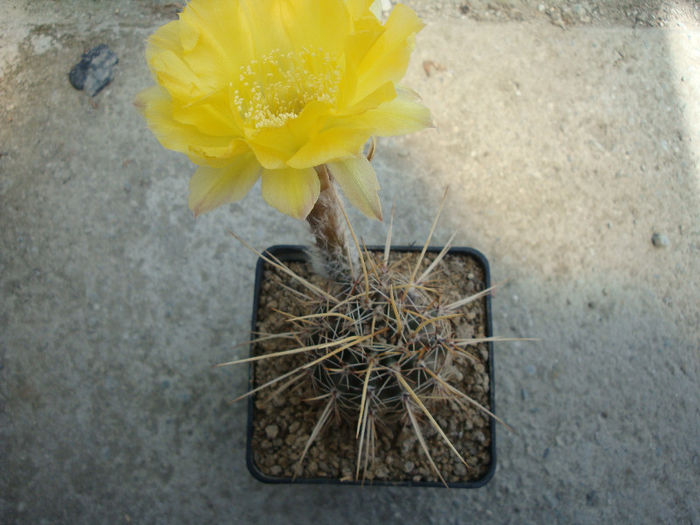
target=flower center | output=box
[232,47,342,129]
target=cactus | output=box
[138,0,514,486]
[225,198,513,484]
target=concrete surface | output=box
[1,0,699,523]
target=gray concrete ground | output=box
[1,0,699,523]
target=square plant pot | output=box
[246,245,496,487]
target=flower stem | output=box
[307,165,351,276]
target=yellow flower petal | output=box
[327,156,382,221]
[147,47,208,100]
[246,141,289,170]
[236,0,291,55]
[261,167,320,219]
[188,152,261,217]
[287,126,369,169]
[136,86,231,153]
[187,139,249,166]
[337,17,384,108]
[352,4,424,104]
[344,81,397,115]
[246,100,330,169]
[172,98,241,137]
[352,88,433,136]
[277,0,353,57]
[147,20,182,54]
[179,1,253,77]
[287,88,429,168]
[346,0,375,19]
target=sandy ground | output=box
[1,0,699,523]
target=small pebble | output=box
[651,232,669,248]
[68,44,118,96]
[269,465,282,476]
[375,465,389,478]
[403,461,415,473]
[308,461,318,475]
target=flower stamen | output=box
[232,47,342,129]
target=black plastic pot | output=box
[246,245,496,488]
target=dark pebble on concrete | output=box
[651,232,669,248]
[69,44,119,96]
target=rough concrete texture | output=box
[1,0,699,523]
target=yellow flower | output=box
[137,0,430,220]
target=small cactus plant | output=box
[138,0,519,486]
[225,194,512,484]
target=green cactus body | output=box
[306,258,453,424]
